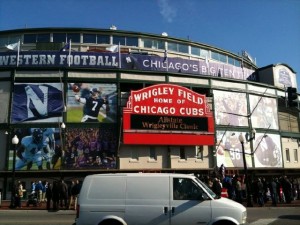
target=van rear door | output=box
[170,177,211,225]
[125,176,170,225]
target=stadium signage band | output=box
[123,84,215,145]
[0,51,256,81]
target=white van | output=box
[74,173,247,225]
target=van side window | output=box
[173,178,203,200]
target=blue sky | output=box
[1,0,299,87]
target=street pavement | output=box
[0,199,76,211]
[1,198,300,210]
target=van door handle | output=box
[163,206,168,215]
[171,207,175,215]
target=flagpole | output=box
[166,51,168,72]
[164,49,168,72]
[205,55,209,75]
[118,42,121,69]
[16,40,20,67]
[68,40,72,67]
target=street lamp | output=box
[61,122,66,129]
[238,132,253,207]
[10,135,19,208]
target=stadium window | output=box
[142,38,164,50]
[191,46,200,56]
[156,40,165,49]
[211,51,219,61]
[67,33,80,43]
[286,148,290,162]
[9,35,22,44]
[143,38,153,48]
[219,53,227,63]
[0,36,8,46]
[37,33,50,43]
[235,59,241,67]
[113,36,126,45]
[97,34,110,44]
[24,34,37,43]
[294,149,298,162]
[180,146,186,160]
[83,33,96,43]
[168,42,177,51]
[126,36,138,47]
[178,43,189,53]
[228,56,235,65]
[53,33,67,43]
[200,49,209,58]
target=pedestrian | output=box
[35,180,43,203]
[68,180,75,209]
[282,176,292,203]
[46,183,53,210]
[212,177,222,197]
[15,181,25,208]
[52,181,60,210]
[30,181,36,194]
[235,177,243,204]
[269,178,278,206]
[59,179,68,209]
[257,178,265,207]
[73,180,82,210]
[42,181,48,202]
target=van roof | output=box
[86,173,195,178]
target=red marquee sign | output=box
[123,84,215,145]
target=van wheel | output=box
[99,219,123,225]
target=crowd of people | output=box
[13,179,82,210]
[63,128,117,169]
[200,173,300,206]
[12,173,300,209]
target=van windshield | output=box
[195,177,217,199]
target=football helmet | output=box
[32,129,43,144]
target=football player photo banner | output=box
[253,133,282,168]
[11,83,64,123]
[216,130,253,168]
[213,90,248,127]
[249,95,279,130]
[8,128,62,171]
[67,83,117,123]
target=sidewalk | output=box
[242,198,300,208]
[0,200,76,210]
[1,199,300,210]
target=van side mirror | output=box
[201,192,210,200]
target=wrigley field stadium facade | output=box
[0,27,299,200]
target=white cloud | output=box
[158,0,177,23]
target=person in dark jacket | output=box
[68,180,75,210]
[212,177,222,197]
[282,176,292,203]
[73,180,82,210]
[46,183,53,210]
[59,179,68,209]
[257,178,265,206]
[269,178,278,206]
[52,181,60,210]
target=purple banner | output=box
[0,51,256,81]
[12,83,64,123]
